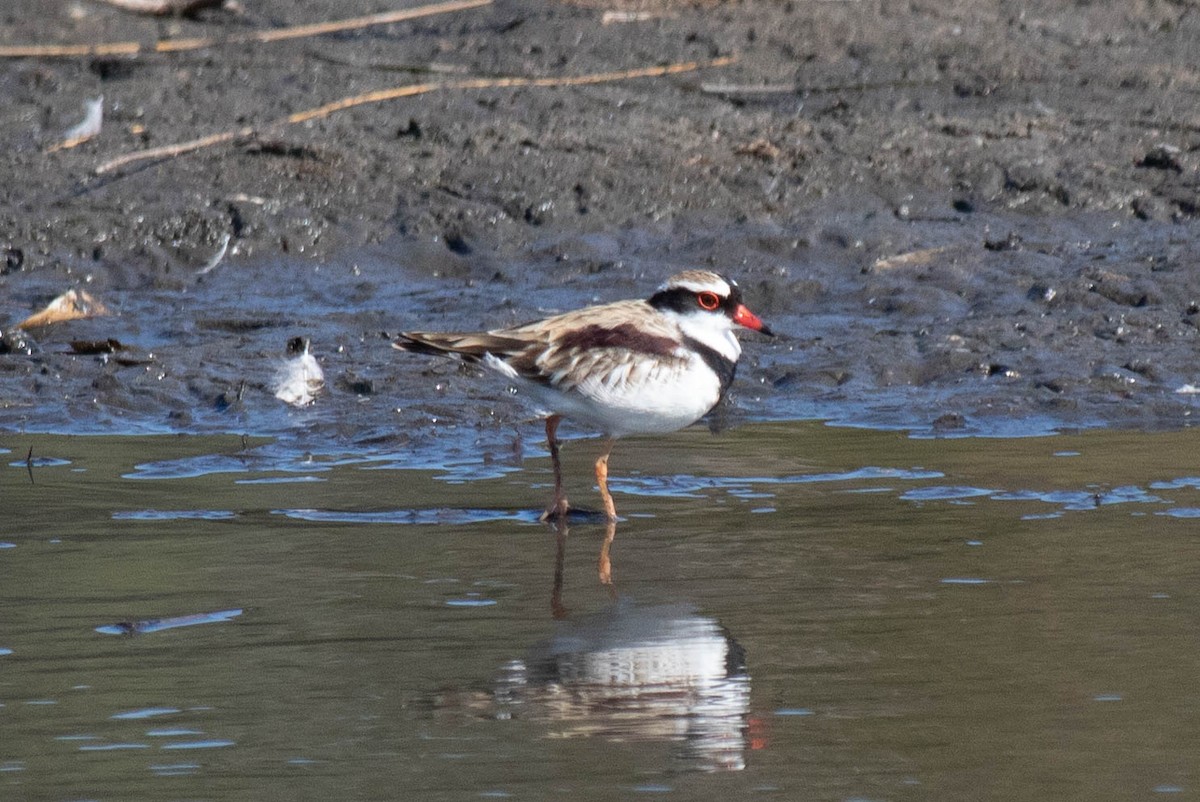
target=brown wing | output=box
[395,299,688,388]
[501,300,687,389]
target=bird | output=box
[393,270,773,521]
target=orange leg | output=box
[594,438,617,522]
[539,415,570,522]
[598,519,616,585]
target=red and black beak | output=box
[732,303,773,336]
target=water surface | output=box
[3,422,1199,799]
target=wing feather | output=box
[396,298,690,391]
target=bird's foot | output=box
[539,496,571,523]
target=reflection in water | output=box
[497,520,751,772]
[550,518,617,618]
[495,599,751,771]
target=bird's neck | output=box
[671,312,743,364]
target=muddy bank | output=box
[1,0,1199,444]
[2,209,1199,451]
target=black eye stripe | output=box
[648,284,740,315]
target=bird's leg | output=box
[594,438,617,522]
[539,414,570,522]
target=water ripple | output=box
[1158,508,1200,519]
[161,739,236,750]
[906,482,1172,514]
[112,707,181,720]
[96,609,243,636]
[273,508,535,525]
[618,467,944,500]
[1149,477,1200,490]
[112,509,237,521]
[235,475,326,485]
[124,451,330,480]
[8,456,71,468]
[902,486,994,501]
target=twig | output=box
[95,128,249,173]
[0,0,492,59]
[700,83,800,95]
[601,10,672,24]
[95,56,737,174]
[701,78,939,95]
[872,246,955,271]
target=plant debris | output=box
[0,0,491,58]
[69,338,125,355]
[97,0,228,16]
[18,289,111,329]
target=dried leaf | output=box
[733,137,781,161]
[18,289,111,329]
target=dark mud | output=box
[2,0,1200,445]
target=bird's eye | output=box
[697,291,721,310]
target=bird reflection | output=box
[551,517,617,619]
[499,518,753,771]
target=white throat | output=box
[667,309,742,363]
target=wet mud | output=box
[1,0,1199,443]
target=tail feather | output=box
[393,331,530,362]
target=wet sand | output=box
[2,0,1199,439]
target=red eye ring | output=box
[697,291,721,311]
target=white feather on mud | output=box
[274,337,324,407]
[46,96,103,153]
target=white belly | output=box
[511,357,722,438]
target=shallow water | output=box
[4,421,1200,799]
